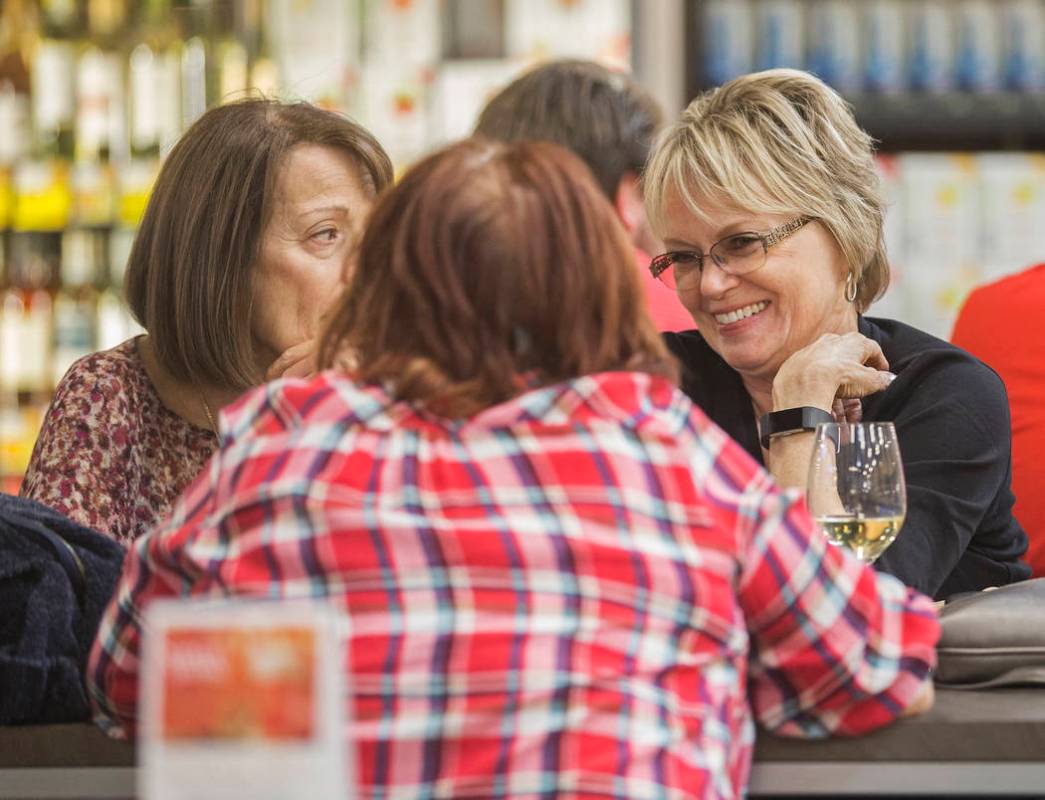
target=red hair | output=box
[320,138,675,416]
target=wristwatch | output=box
[758,406,834,450]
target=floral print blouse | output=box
[20,337,218,545]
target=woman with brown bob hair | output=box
[90,139,938,799]
[22,99,392,544]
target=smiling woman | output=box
[643,69,1030,599]
[19,99,392,544]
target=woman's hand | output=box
[265,339,319,382]
[900,679,935,717]
[833,397,863,424]
[772,331,894,412]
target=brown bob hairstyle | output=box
[319,138,676,417]
[125,98,393,392]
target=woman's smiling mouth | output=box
[713,300,770,325]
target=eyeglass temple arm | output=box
[763,216,812,247]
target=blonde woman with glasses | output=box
[644,69,1028,600]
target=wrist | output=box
[758,406,835,450]
[772,387,834,413]
[771,368,836,411]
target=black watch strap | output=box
[758,406,834,449]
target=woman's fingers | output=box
[856,335,890,371]
[832,397,863,423]
[837,366,895,398]
[774,332,895,410]
[265,340,318,382]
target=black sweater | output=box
[664,316,1030,600]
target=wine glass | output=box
[806,422,907,564]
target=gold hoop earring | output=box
[844,271,858,303]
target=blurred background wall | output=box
[1,0,1044,491]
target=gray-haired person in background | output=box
[475,58,693,332]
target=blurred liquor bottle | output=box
[179,2,208,130]
[0,0,32,170]
[0,0,32,489]
[246,0,279,98]
[129,0,180,160]
[59,0,131,389]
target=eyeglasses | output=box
[649,216,813,291]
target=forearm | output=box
[740,490,940,738]
[764,430,817,492]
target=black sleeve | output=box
[874,354,1024,597]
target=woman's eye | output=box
[721,234,761,255]
[673,255,700,275]
[311,228,339,243]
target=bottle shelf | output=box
[685,0,1045,153]
[850,92,1045,152]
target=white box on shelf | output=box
[506,0,631,68]
[898,153,984,338]
[977,153,1045,282]
[431,59,523,146]
[269,0,361,109]
[364,0,442,67]
[872,154,907,322]
[900,153,982,269]
[359,61,436,169]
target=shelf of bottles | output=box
[693,0,1045,151]
[0,0,278,492]
[0,0,635,492]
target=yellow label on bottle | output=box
[72,161,116,226]
[117,159,159,228]
[12,160,73,231]
[0,171,11,229]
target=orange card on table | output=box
[140,600,348,800]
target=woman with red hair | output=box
[89,139,938,799]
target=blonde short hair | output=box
[644,69,887,311]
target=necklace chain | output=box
[199,391,218,437]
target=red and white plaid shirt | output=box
[88,370,939,800]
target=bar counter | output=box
[2,688,1044,798]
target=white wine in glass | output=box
[807,422,906,564]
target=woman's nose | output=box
[699,259,740,297]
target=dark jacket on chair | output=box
[0,493,125,724]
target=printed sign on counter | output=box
[140,600,347,800]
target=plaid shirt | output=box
[88,370,939,800]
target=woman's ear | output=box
[615,172,663,256]
[614,172,644,236]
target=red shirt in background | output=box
[951,263,1045,577]
[636,247,695,332]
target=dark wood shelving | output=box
[849,92,1045,152]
